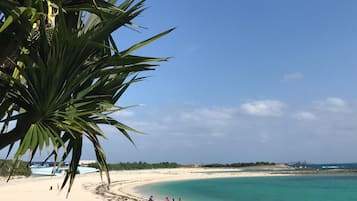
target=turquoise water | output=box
[139,175,357,201]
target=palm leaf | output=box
[0,0,173,193]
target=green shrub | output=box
[202,162,276,168]
[0,160,31,177]
[88,161,181,170]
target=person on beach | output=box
[148,195,154,201]
[166,197,170,201]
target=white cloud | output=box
[240,100,285,117]
[315,97,347,112]
[325,97,345,107]
[178,107,238,130]
[294,112,317,120]
[283,72,304,81]
[180,108,235,121]
[94,100,357,164]
[112,110,135,118]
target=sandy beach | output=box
[0,167,289,201]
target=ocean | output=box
[139,174,357,201]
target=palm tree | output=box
[0,0,173,193]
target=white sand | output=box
[0,174,103,201]
[0,167,288,201]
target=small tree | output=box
[0,0,173,193]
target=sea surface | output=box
[138,174,357,201]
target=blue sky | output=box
[86,1,357,164]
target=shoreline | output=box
[103,167,357,201]
[1,167,357,201]
[0,167,287,201]
[107,168,290,200]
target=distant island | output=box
[201,162,276,168]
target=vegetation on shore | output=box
[87,161,276,170]
[89,161,181,170]
[0,160,276,177]
[202,162,276,168]
[0,160,31,177]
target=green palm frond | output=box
[0,0,173,194]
